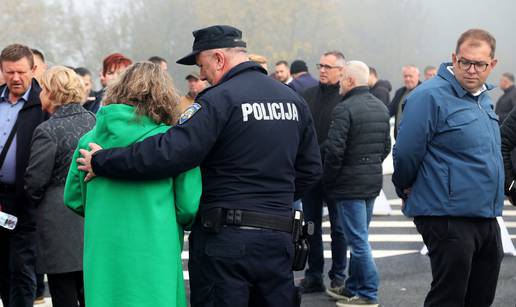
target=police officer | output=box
[76,25,322,307]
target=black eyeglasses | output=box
[457,58,490,73]
[316,64,342,70]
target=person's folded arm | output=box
[91,101,222,180]
[392,93,437,197]
[501,107,516,192]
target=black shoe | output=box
[298,278,326,293]
[326,286,354,300]
[330,279,345,289]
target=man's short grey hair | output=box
[323,50,346,67]
[206,47,247,57]
[402,65,420,75]
[345,61,369,85]
[502,72,515,83]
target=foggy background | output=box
[2,0,514,99]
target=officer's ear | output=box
[213,50,226,71]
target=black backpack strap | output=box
[0,121,18,169]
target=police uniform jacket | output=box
[91,61,322,218]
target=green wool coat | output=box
[64,104,201,307]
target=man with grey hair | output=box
[298,50,348,294]
[323,61,390,307]
[495,72,516,123]
[389,65,421,139]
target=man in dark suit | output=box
[388,65,421,139]
[0,44,47,307]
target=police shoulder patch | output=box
[178,103,201,124]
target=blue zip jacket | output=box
[392,63,503,218]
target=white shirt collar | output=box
[447,65,486,96]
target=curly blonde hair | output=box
[103,62,180,125]
[40,66,86,107]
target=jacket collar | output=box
[341,85,369,101]
[197,61,267,99]
[52,103,86,118]
[221,61,267,82]
[503,85,515,94]
[319,81,340,92]
[438,62,494,98]
[23,79,42,111]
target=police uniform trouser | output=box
[188,224,298,307]
[0,193,37,307]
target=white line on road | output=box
[323,234,423,242]
[323,221,516,228]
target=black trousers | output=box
[36,274,45,297]
[414,216,504,307]
[47,271,85,307]
[0,194,37,307]
[188,225,299,307]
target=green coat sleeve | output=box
[64,145,87,216]
[174,167,201,230]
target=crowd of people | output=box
[0,24,513,307]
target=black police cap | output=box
[176,25,247,66]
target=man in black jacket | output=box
[495,72,516,124]
[76,25,322,307]
[299,50,348,294]
[324,61,390,307]
[497,73,516,181]
[368,67,391,106]
[0,44,47,307]
[501,104,516,198]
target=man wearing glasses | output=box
[298,51,348,294]
[392,29,504,306]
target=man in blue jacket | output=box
[76,25,322,307]
[392,29,504,307]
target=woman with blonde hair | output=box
[25,66,96,307]
[64,62,201,307]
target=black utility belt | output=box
[200,208,293,233]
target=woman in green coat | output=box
[64,62,201,307]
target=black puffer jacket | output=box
[501,105,516,191]
[495,85,516,124]
[323,86,391,199]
